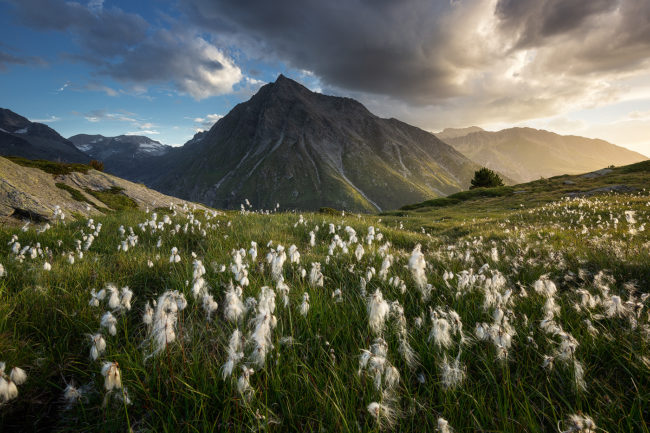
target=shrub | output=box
[470,167,504,189]
[89,160,105,171]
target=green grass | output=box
[55,183,94,205]
[84,187,138,211]
[5,156,91,175]
[1,168,649,432]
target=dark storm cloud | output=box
[495,0,617,45]
[5,0,242,98]
[182,0,650,110]
[183,0,457,104]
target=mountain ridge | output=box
[0,108,90,163]
[143,74,479,212]
[438,126,646,183]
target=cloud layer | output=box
[183,0,650,127]
[6,0,242,99]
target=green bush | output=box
[5,156,90,175]
[470,167,504,189]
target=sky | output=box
[1,0,649,155]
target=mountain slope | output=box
[438,127,646,183]
[146,75,479,212]
[436,126,484,140]
[68,134,171,180]
[0,108,90,163]
[0,156,207,224]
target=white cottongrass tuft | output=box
[89,333,107,360]
[100,312,117,336]
[169,247,181,263]
[309,262,324,287]
[440,352,466,389]
[560,413,597,432]
[222,329,244,379]
[408,244,430,299]
[437,417,455,433]
[9,367,27,385]
[224,283,245,322]
[101,361,122,391]
[367,289,390,335]
[237,366,254,401]
[299,292,310,316]
[147,290,187,356]
[367,399,397,430]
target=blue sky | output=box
[1,0,649,155]
[0,0,322,145]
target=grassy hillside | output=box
[0,164,649,432]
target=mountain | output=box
[436,126,484,140]
[68,134,171,180]
[0,108,90,163]
[437,127,647,183]
[0,156,207,224]
[145,75,479,212]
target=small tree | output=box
[470,167,504,189]
[89,160,104,172]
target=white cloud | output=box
[32,115,61,123]
[193,113,223,130]
[126,130,159,135]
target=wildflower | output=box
[169,247,181,263]
[202,294,218,320]
[288,244,300,264]
[9,367,27,385]
[355,244,365,261]
[560,414,597,433]
[437,418,454,433]
[277,277,290,307]
[309,262,324,287]
[106,284,120,310]
[249,241,258,262]
[120,286,133,311]
[222,329,244,379]
[440,352,466,389]
[408,244,430,299]
[100,312,117,336]
[533,277,557,297]
[224,283,245,322]
[89,288,105,307]
[90,333,106,360]
[367,289,390,335]
[300,293,310,316]
[367,400,396,430]
[237,366,254,400]
[63,384,82,404]
[143,302,154,325]
[101,361,122,391]
[604,295,629,318]
[378,255,393,281]
[429,311,452,349]
[0,376,18,402]
[148,291,187,355]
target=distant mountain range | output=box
[436,126,646,183]
[68,134,171,181]
[1,75,647,211]
[0,108,89,163]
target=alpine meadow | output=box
[1,1,650,432]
